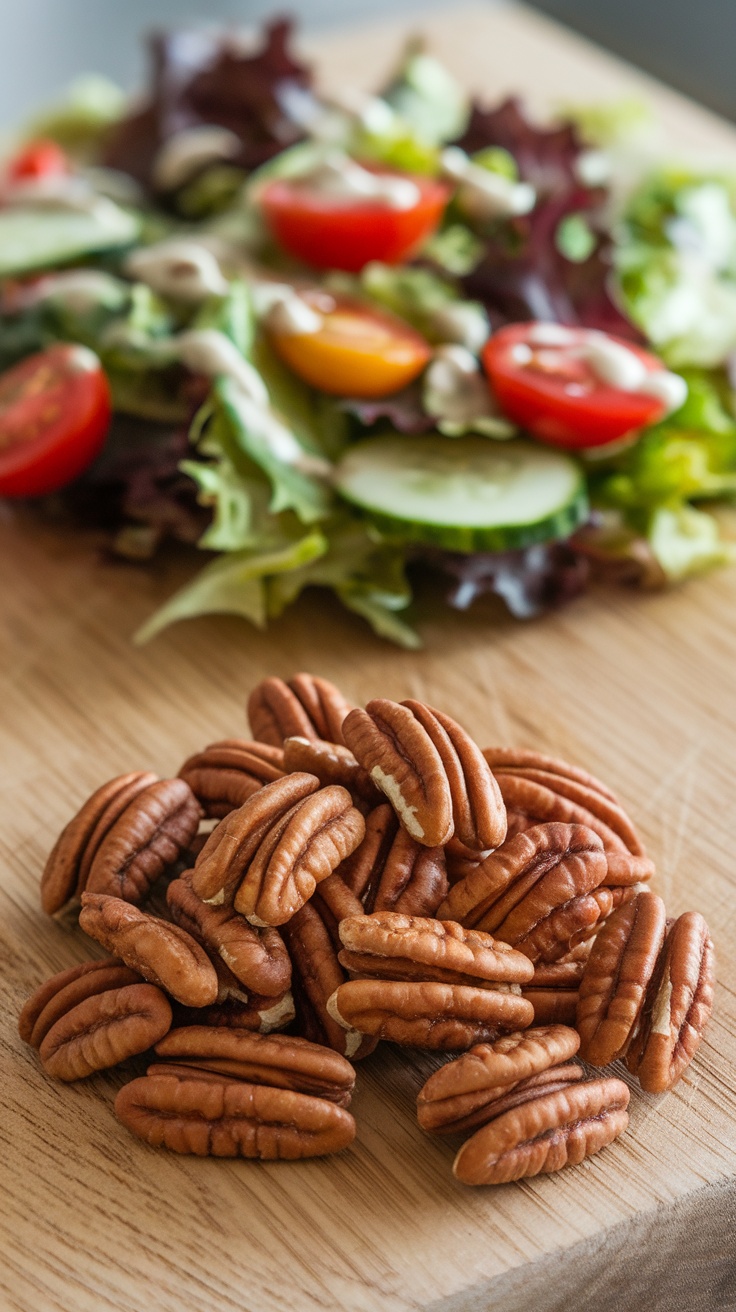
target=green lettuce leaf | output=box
[381,41,469,147]
[135,531,327,642]
[24,74,126,156]
[648,504,735,580]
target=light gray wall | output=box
[0,0,450,126]
[529,0,736,122]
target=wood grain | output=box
[1,7,736,1310]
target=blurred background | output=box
[1,0,735,124]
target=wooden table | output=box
[2,7,735,1310]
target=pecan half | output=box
[115,1073,356,1158]
[179,740,285,818]
[171,988,295,1035]
[419,1023,579,1138]
[79,893,219,1008]
[337,912,534,988]
[453,1075,630,1185]
[577,891,667,1066]
[85,778,203,905]
[482,748,619,803]
[366,828,448,919]
[402,701,506,852]
[342,700,452,846]
[498,775,653,885]
[521,988,579,1026]
[234,785,365,927]
[326,978,533,1050]
[248,673,353,748]
[38,982,172,1081]
[335,803,398,901]
[312,872,365,925]
[191,773,320,905]
[152,1026,355,1104]
[19,958,141,1048]
[40,772,158,914]
[417,1025,581,1134]
[282,900,376,1060]
[625,911,715,1093]
[283,736,381,810]
[166,871,291,996]
[437,824,608,963]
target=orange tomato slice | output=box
[267,294,432,398]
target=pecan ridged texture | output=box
[453,1075,630,1185]
[625,910,715,1093]
[576,891,667,1066]
[234,785,366,928]
[343,700,506,852]
[437,823,608,963]
[496,773,653,885]
[115,1074,356,1158]
[248,673,353,748]
[327,977,533,1051]
[84,778,203,905]
[79,893,219,1008]
[360,826,447,919]
[191,773,320,905]
[282,900,376,1060]
[152,1026,355,1104]
[40,772,158,914]
[166,870,291,997]
[19,959,172,1081]
[179,739,285,818]
[283,736,381,811]
[337,912,535,989]
[417,1024,582,1135]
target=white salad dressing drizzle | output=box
[175,329,269,406]
[520,323,687,416]
[151,125,242,192]
[10,268,127,315]
[581,331,687,412]
[287,150,421,211]
[440,146,536,220]
[1,173,124,221]
[430,301,489,354]
[175,328,332,480]
[125,239,230,303]
[424,344,514,436]
[575,149,612,187]
[262,287,323,337]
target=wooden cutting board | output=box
[1,7,735,1310]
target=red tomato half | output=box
[6,139,69,182]
[482,323,673,450]
[0,344,111,497]
[260,171,449,272]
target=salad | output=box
[2,19,736,648]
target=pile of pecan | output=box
[18,673,715,1186]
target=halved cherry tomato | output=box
[5,139,69,182]
[260,171,449,272]
[0,344,111,497]
[482,323,677,450]
[267,293,432,398]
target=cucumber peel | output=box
[0,204,140,278]
[334,432,588,553]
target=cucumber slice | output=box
[334,433,588,553]
[0,204,140,278]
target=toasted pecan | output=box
[234,785,365,927]
[152,1026,355,1104]
[115,1074,356,1158]
[79,893,219,1008]
[191,773,320,905]
[179,739,285,817]
[166,870,291,996]
[40,772,158,914]
[453,1075,630,1185]
[85,778,203,905]
[248,674,353,748]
